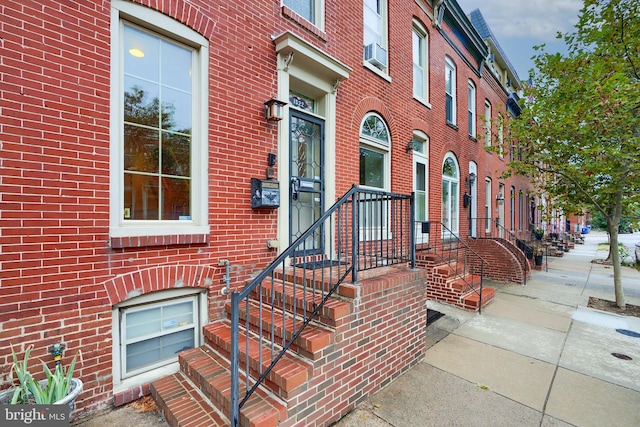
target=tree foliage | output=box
[504,0,640,308]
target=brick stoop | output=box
[152,275,352,426]
[152,264,428,426]
[424,257,495,312]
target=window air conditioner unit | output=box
[364,43,388,68]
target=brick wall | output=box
[1,0,532,419]
[281,268,428,426]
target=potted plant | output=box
[534,247,544,266]
[0,345,83,417]
[533,229,544,240]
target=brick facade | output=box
[0,0,532,421]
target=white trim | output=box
[412,20,429,103]
[111,287,207,393]
[110,1,209,239]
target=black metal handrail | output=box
[229,185,414,425]
[428,221,486,313]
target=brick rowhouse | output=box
[0,0,533,424]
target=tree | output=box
[504,0,640,309]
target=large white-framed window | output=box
[445,57,456,125]
[283,0,324,29]
[485,178,492,232]
[484,100,492,147]
[112,288,208,392]
[468,80,476,138]
[359,113,390,239]
[441,152,459,236]
[363,0,388,74]
[412,21,429,103]
[412,131,429,245]
[110,1,209,239]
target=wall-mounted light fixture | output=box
[406,139,417,153]
[496,194,505,205]
[465,172,476,188]
[264,98,287,122]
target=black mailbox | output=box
[251,178,280,209]
[421,221,430,233]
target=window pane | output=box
[127,307,161,339]
[416,163,426,191]
[161,41,192,92]
[126,329,194,372]
[124,124,159,173]
[162,177,191,220]
[124,174,159,220]
[124,25,160,83]
[124,78,160,127]
[162,132,191,177]
[361,115,389,143]
[359,148,384,188]
[284,0,314,22]
[446,94,453,122]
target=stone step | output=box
[226,300,334,361]
[203,320,311,399]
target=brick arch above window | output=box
[351,97,397,140]
[104,264,215,306]
[130,0,217,39]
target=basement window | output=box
[112,288,207,391]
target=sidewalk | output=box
[337,231,640,427]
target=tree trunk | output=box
[608,191,625,309]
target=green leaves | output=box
[9,345,78,405]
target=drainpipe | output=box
[218,259,231,295]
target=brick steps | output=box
[428,260,494,312]
[151,373,228,427]
[253,281,351,328]
[203,320,311,398]
[226,300,334,361]
[152,346,287,427]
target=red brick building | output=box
[1,0,532,425]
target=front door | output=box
[289,111,324,254]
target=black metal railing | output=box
[229,185,414,425]
[428,221,486,313]
[473,218,532,286]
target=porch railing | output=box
[229,185,414,425]
[474,218,531,286]
[428,221,486,313]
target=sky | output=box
[456,0,583,81]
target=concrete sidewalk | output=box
[337,231,640,427]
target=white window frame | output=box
[283,0,325,30]
[445,57,456,125]
[441,152,459,236]
[412,21,429,104]
[363,0,389,75]
[112,288,208,392]
[468,80,476,138]
[412,131,429,245]
[484,100,492,147]
[110,1,209,239]
[485,178,492,232]
[498,113,504,157]
[359,113,391,240]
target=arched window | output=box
[442,153,459,235]
[359,113,390,190]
